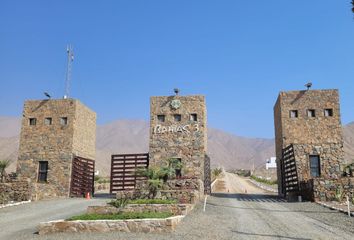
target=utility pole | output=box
[64,45,74,99]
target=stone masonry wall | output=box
[87,204,193,216]
[0,181,30,204]
[38,216,184,235]
[72,101,96,160]
[149,95,207,182]
[274,96,283,194]
[274,89,344,196]
[117,179,202,204]
[16,99,96,200]
[293,144,343,182]
[313,177,354,202]
[275,90,342,146]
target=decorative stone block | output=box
[0,181,30,204]
[120,179,202,204]
[87,204,194,216]
[313,177,354,202]
[38,216,185,235]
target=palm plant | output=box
[335,187,344,202]
[212,168,223,178]
[168,158,183,178]
[108,198,129,209]
[0,160,10,183]
[137,166,165,198]
[343,163,354,177]
[136,159,185,198]
[146,178,164,198]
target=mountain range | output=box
[0,116,353,176]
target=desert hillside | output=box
[0,116,353,176]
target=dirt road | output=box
[208,172,354,240]
[223,172,269,194]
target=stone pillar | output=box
[16,99,96,200]
[149,94,207,189]
[274,89,344,197]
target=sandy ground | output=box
[222,172,269,194]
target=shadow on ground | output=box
[210,193,339,214]
[231,230,312,240]
[93,193,115,199]
[212,193,284,203]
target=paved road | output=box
[1,174,354,240]
[0,197,108,240]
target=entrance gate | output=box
[204,154,211,194]
[281,144,299,196]
[110,153,149,194]
[70,156,95,197]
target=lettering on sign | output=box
[153,124,200,134]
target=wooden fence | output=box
[70,156,95,197]
[110,153,149,194]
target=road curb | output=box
[248,179,278,193]
[211,179,218,189]
[316,201,354,217]
[0,200,31,209]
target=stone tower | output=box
[16,98,96,200]
[149,94,207,182]
[274,89,344,196]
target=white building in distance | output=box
[266,157,277,170]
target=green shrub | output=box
[97,178,110,184]
[343,163,354,177]
[108,198,177,207]
[136,167,165,198]
[234,169,251,177]
[0,160,10,183]
[128,199,177,204]
[166,158,183,178]
[212,168,223,178]
[136,158,185,199]
[108,198,128,208]
[0,192,7,205]
[250,175,277,185]
[335,188,344,202]
[67,212,172,221]
[95,176,110,184]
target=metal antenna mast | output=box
[64,45,74,99]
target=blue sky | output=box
[0,0,353,138]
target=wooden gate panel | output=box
[204,154,211,194]
[281,144,299,196]
[70,156,95,197]
[110,153,149,194]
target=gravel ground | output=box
[18,194,354,240]
[279,201,354,236]
[0,197,108,240]
[1,174,353,240]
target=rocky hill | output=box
[0,116,353,176]
[344,122,354,163]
